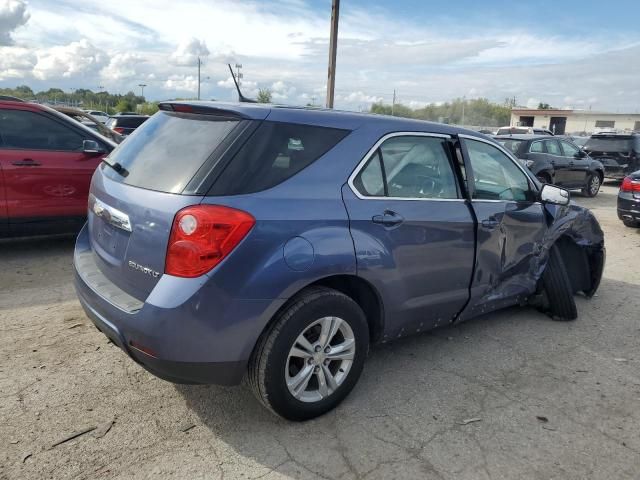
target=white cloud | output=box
[33,39,107,80]
[0,0,29,45]
[100,52,145,81]
[0,45,34,79]
[163,74,198,92]
[169,38,209,66]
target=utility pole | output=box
[234,63,243,102]
[461,95,466,126]
[392,89,396,116]
[326,0,340,108]
[197,57,202,100]
[138,83,146,99]
[98,85,104,111]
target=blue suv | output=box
[74,102,605,420]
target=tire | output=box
[537,172,552,184]
[582,173,601,197]
[623,219,640,228]
[248,287,369,421]
[540,245,578,321]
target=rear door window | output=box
[103,111,240,193]
[352,136,460,199]
[544,140,562,155]
[209,121,349,195]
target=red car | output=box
[0,100,116,237]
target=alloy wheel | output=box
[589,175,600,195]
[285,316,355,403]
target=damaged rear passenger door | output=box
[458,135,546,320]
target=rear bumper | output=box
[617,194,640,223]
[73,224,284,385]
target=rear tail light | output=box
[113,127,126,134]
[620,176,640,193]
[165,205,255,278]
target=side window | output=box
[529,141,544,153]
[352,136,459,199]
[560,141,579,158]
[545,140,562,155]
[464,139,534,202]
[0,109,85,151]
[353,151,385,197]
[380,136,459,199]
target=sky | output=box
[1,0,639,112]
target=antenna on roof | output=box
[227,64,257,103]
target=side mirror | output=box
[83,139,104,154]
[576,149,587,158]
[540,184,570,206]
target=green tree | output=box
[538,102,551,109]
[115,99,134,113]
[257,88,272,103]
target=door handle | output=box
[12,158,41,166]
[481,218,500,229]
[372,210,404,227]
[569,161,575,166]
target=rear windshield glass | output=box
[584,137,634,152]
[114,117,148,128]
[495,138,524,154]
[209,121,349,195]
[103,112,239,193]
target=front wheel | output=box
[248,287,369,421]
[582,173,601,197]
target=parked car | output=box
[0,99,116,237]
[74,102,605,420]
[84,110,109,124]
[105,115,149,137]
[583,133,640,179]
[617,170,640,227]
[494,135,604,196]
[496,126,553,136]
[54,106,124,144]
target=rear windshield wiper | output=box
[101,158,129,177]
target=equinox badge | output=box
[128,261,160,278]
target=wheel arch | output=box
[553,235,603,297]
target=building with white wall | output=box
[510,108,640,135]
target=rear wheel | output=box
[248,287,369,421]
[582,173,601,197]
[539,244,577,321]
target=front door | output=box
[458,135,546,320]
[0,108,104,231]
[343,133,476,337]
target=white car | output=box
[84,110,109,124]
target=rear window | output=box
[495,138,524,154]
[114,116,148,128]
[209,121,349,195]
[584,136,634,152]
[103,111,239,193]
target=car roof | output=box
[493,134,552,141]
[161,100,489,138]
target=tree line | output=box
[0,85,159,115]
[370,97,515,127]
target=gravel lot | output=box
[1,183,639,480]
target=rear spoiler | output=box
[157,103,248,120]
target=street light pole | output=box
[138,83,147,99]
[326,0,340,108]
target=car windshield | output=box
[584,137,633,152]
[495,138,524,154]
